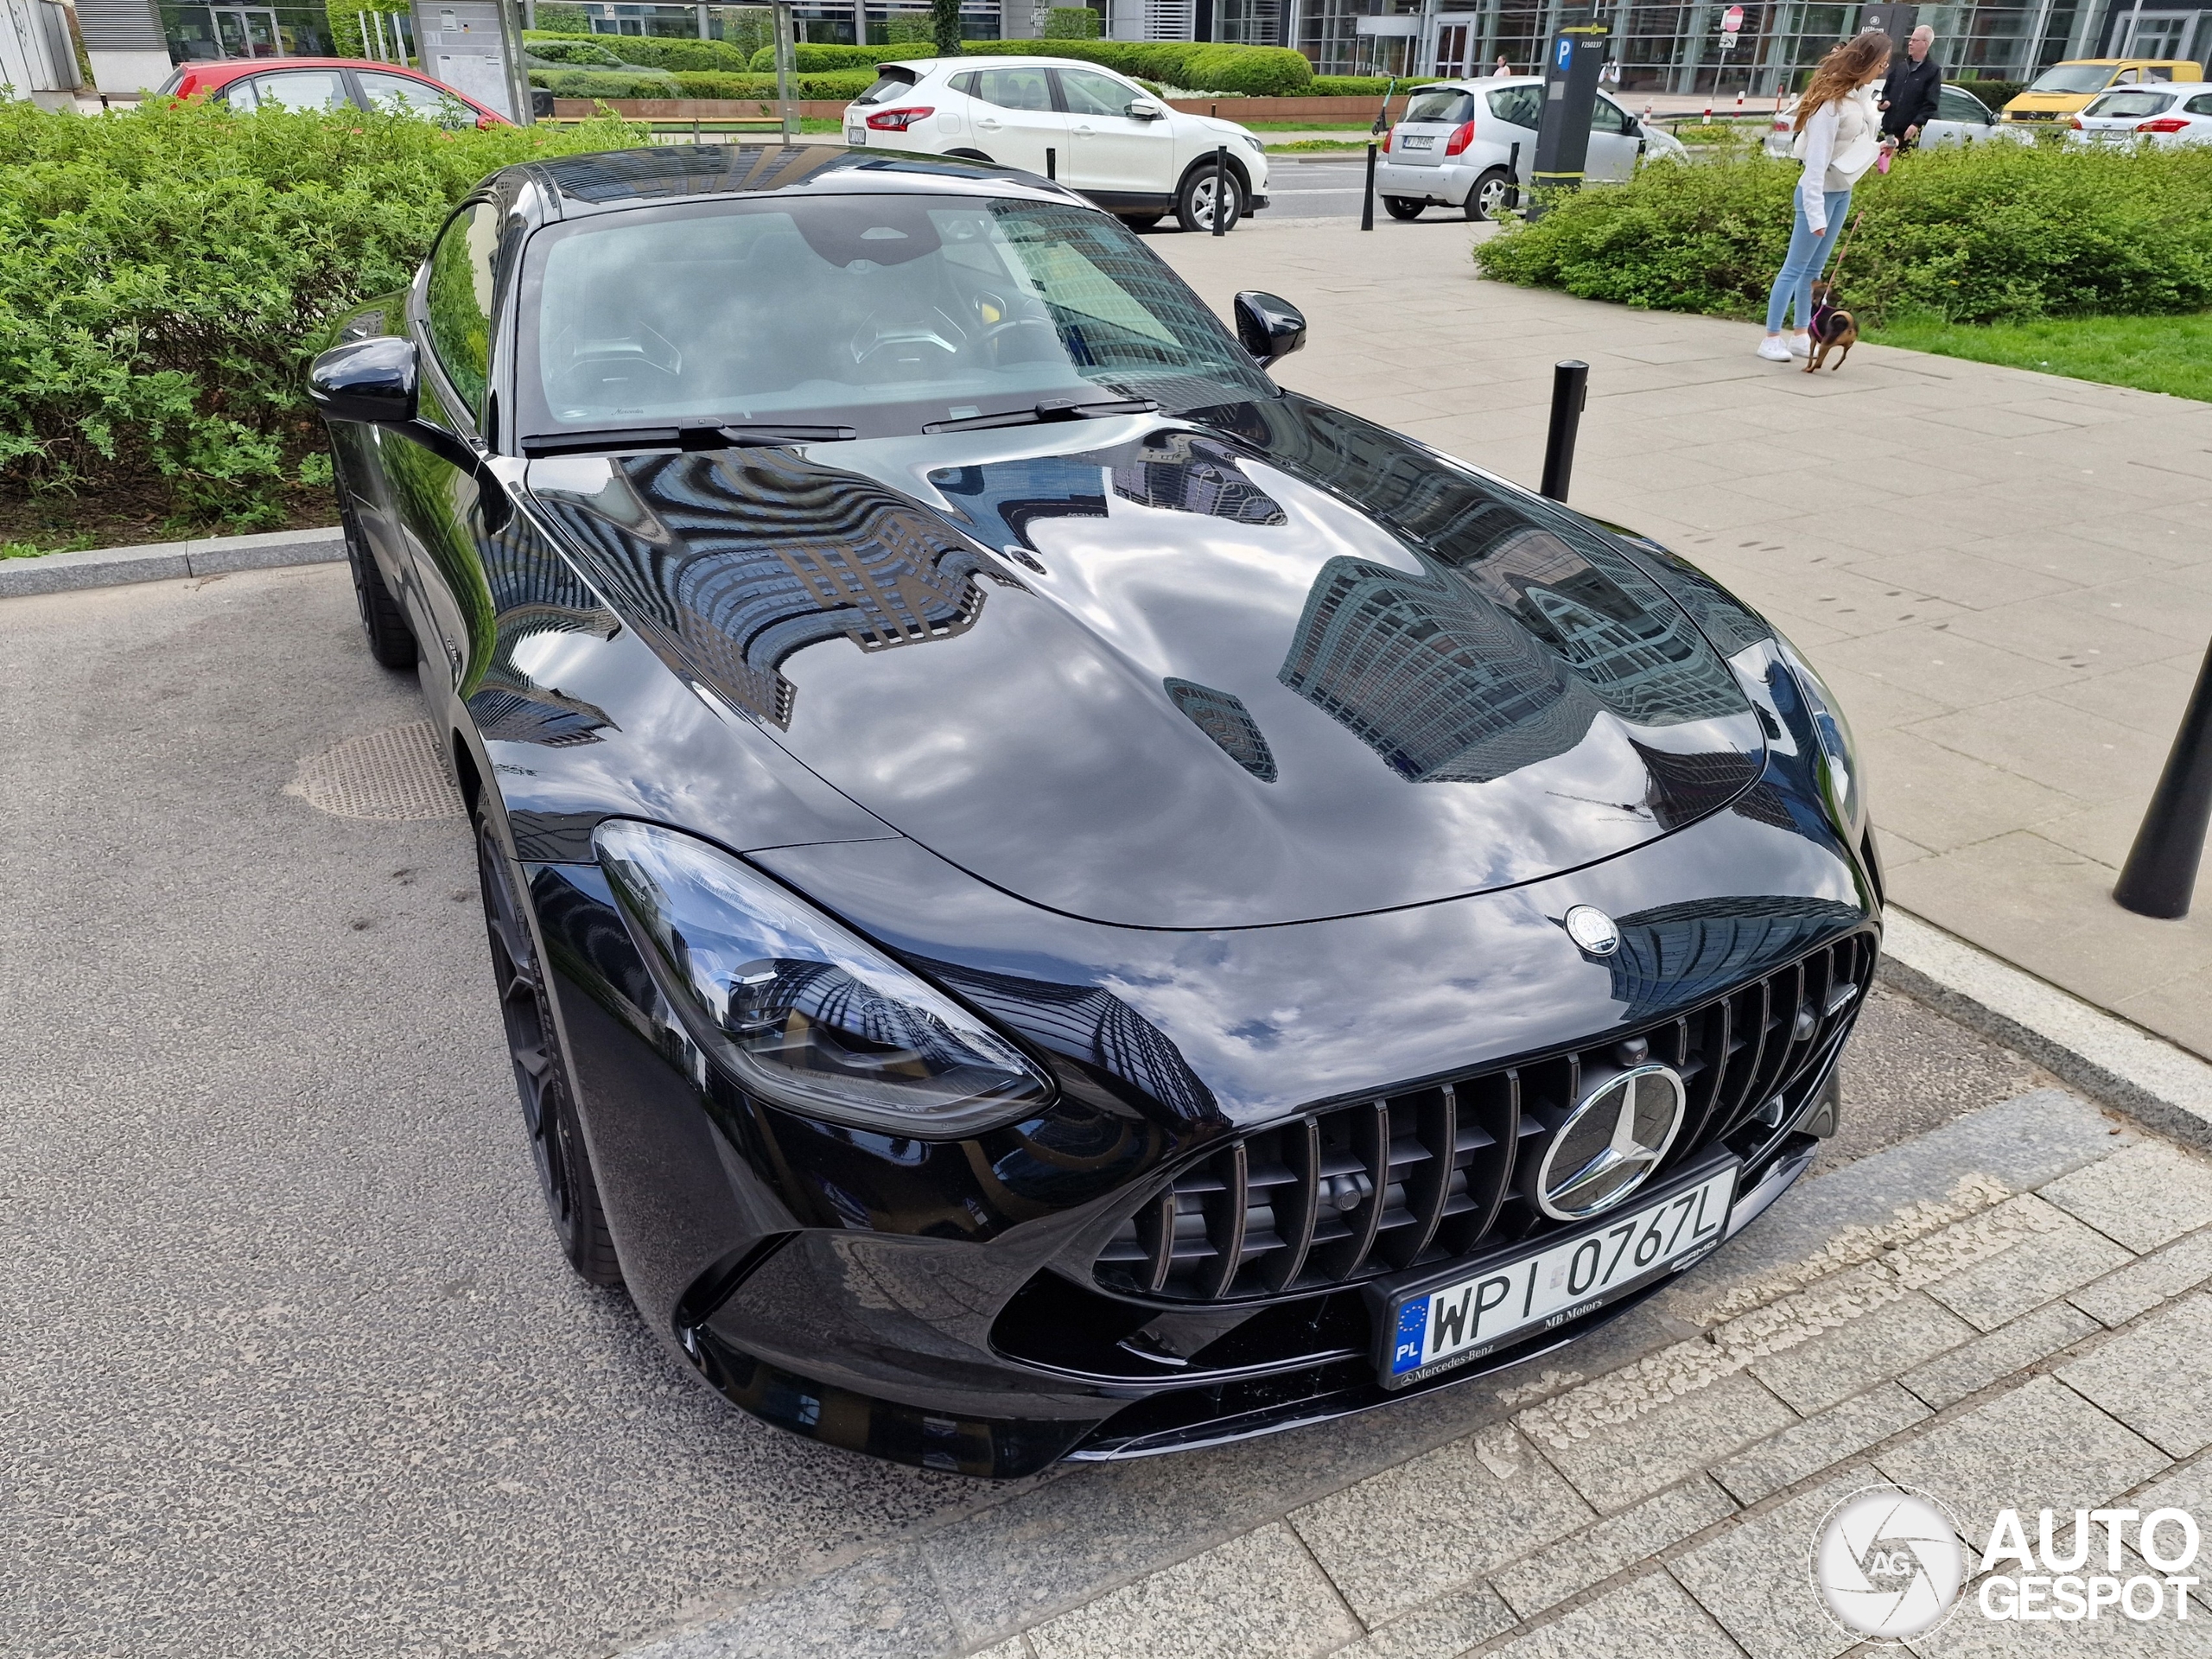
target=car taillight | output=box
[1381,130,1391,152]
[865,105,933,131]
[2069,114,2085,129]
[2139,115,2190,132]
[1444,119,1476,156]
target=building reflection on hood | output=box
[1603,895,1867,1023]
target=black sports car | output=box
[309,143,1879,1478]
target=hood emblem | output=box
[1564,905,1620,956]
[1534,1063,1688,1220]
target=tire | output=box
[1382,195,1425,220]
[477,816,624,1289]
[345,508,417,671]
[1465,167,1513,222]
[1173,163,1243,233]
[1122,213,1165,232]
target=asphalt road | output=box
[2,563,2046,1657]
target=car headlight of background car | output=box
[595,820,1051,1135]
[1239,133,1265,156]
[1774,636,1866,836]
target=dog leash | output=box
[1824,207,1866,289]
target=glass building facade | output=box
[526,0,1003,43]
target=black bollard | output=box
[2115,639,2212,918]
[1046,147,1056,181]
[1507,141,1522,210]
[1362,141,1377,231]
[1213,145,1229,235]
[1540,360,1588,502]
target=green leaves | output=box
[0,97,644,529]
[1475,144,2212,329]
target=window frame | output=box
[410,195,512,446]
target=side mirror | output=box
[308,335,419,425]
[1126,97,1166,120]
[1233,290,1306,368]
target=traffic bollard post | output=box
[1213,145,1228,235]
[1362,141,1377,231]
[1540,360,1588,502]
[2115,639,2212,918]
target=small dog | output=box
[1804,281,1858,373]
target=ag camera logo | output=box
[1810,1484,1965,1639]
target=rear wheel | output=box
[344,509,416,671]
[1382,195,1425,220]
[1465,168,1513,222]
[477,816,623,1289]
[1174,165,1243,233]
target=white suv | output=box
[1375,77,1686,221]
[844,57,1270,232]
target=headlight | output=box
[1774,636,1866,834]
[1240,133,1265,156]
[596,820,1051,1136]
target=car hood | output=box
[525,396,1764,929]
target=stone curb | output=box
[0,525,344,598]
[1880,905,2212,1154]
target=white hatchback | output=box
[1374,77,1688,222]
[843,56,1270,232]
[2069,84,2212,147]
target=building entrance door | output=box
[213,8,282,56]
[1433,18,1477,76]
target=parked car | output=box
[1999,56,2204,127]
[1376,77,1688,222]
[1764,80,2004,156]
[307,143,1878,1478]
[842,56,1269,232]
[2069,83,2212,147]
[159,57,508,125]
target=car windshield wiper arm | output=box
[522,423,858,457]
[921,396,1158,435]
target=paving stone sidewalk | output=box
[632,1087,2212,1659]
[1154,219,2212,1061]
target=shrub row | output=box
[1473,142,2212,327]
[723,37,1315,96]
[0,98,644,528]
[1308,74,1443,97]
[529,67,877,99]
[522,28,760,73]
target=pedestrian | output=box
[1493,54,1509,76]
[1758,32,1891,364]
[1879,24,1942,149]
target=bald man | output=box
[1880,25,1942,148]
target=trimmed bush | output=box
[534,67,877,100]
[1043,6,1101,37]
[531,68,676,99]
[525,38,626,67]
[1178,45,1311,97]
[524,29,758,73]
[0,96,645,528]
[1473,143,2212,327]
[1307,74,1444,97]
[744,42,925,72]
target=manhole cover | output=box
[287,720,466,821]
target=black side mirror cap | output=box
[308,335,420,425]
[1233,291,1306,368]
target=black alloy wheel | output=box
[476,817,623,1287]
[344,508,418,671]
[1466,168,1513,222]
[1174,165,1243,233]
[1383,195,1425,220]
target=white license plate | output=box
[1379,1161,1737,1389]
[1401,134,1434,149]
[848,127,867,145]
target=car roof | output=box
[520,141,1092,216]
[884,54,1134,74]
[181,57,428,79]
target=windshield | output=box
[2085,90,2174,117]
[2027,65,2116,92]
[518,195,1273,444]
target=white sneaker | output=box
[1788,334,1812,358]
[1757,336,1793,362]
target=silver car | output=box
[2068,84,2212,147]
[1763,81,2002,156]
[1375,76,1688,222]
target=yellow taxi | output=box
[2001,58,2204,125]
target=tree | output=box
[931,0,962,56]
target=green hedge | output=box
[1308,74,1444,97]
[740,38,1315,96]
[531,67,876,99]
[1473,143,2212,327]
[742,42,931,72]
[525,37,627,67]
[523,28,759,73]
[0,97,645,529]
[1043,6,1101,37]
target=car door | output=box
[1586,94,1642,181]
[963,64,1069,176]
[355,67,474,126]
[1927,84,1992,146]
[390,200,505,696]
[1053,66,1173,200]
[247,67,350,111]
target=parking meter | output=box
[1528,24,1608,216]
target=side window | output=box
[1057,67,1135,118]
[1591,96,1635,134]
[359,70,467,124]
[2190,93,2212,116]
[222,78,258,111]
[1936,86,1986,124]
[950,70,978,96]
[975,66,1056,112]
[1488,85,1542,129]
[253,70,348,111]
[424,202,501,426]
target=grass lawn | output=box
[1868,311,2212,403]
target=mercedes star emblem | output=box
[1534,1062,1688,1220]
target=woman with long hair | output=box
[1759,31,1891,362]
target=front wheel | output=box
[1383,195,1425,220]
[1174,165,1243,233]
[477,817,623,1289]
[344,507,416,671]
[1466,167,1514,222]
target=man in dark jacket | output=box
[1880,25,1942,148]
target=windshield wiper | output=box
[522,422,857,457]
[921,396,1158,435]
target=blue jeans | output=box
[1765,184,1853,333]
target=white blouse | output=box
[1794,86,1882,232]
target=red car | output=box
[160,58,510,126]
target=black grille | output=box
[1095,931,1875,1303]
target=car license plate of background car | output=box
[1376,1161,1737,1390]
[849,129,868,144]
[1402,134,1435,148]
